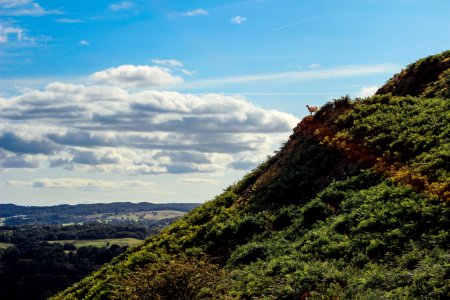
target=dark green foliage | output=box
[336,95,450,200]
[109,256,227,300]
[377,50,450,97]
[0,239,126,300]
[0,220,178,300]
[0,222,162,242]
[229,242,267,266]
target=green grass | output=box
[0,242,14,249]
[48,238,143,248]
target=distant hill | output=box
[0,202,200,225]
[55,51,449,299]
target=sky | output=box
[1,0,449,206]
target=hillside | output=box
[55,52,450,299]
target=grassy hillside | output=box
[54,52,450,299]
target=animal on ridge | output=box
[306,105,318,115]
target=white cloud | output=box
[0,1,62,16]
[0,24,24,43]
[308,63,321,69]
[180,8,208,17]
[181,69,197,77]
[151,59,183,68]
[79,40,89,46]
[185,64,400,88]
[6,178,155,190]
[357,86,379,98]
[56,18,83,24]
[0,0,32,8]
[0,81,298,174]
[230,16,247,25]
[109,1,134,12]
[90,65,184,88]
[179,177,221,184]
[151,59,196,77]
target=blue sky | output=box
[0,0,449,205]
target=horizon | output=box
[1,0,450,205]
[0,201,202,207]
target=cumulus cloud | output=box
[0,149,39,168]
[0,131,59,154]
[357,86,379,98]
[0,81,297,174]
[79,40,89,46]
[151,59,196,78]
[90,65,183,88]
[230,16,247,25]
[109,1,134,12]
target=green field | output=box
[48,238,143,248]
[84,210,185,223]
[0,242,14,249]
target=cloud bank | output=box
[0,65,298,175]
[6,178,154,190]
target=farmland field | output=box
[84,210,186,223]
[0,242,14,249]
[48,238,143,248]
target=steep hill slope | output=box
[55,52,450,299]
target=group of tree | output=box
[0,217,183,299]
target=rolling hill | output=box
[54,51,450,299]
[0,202,199,225]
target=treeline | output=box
[0,239,126,300]
[0,202,200,225]
[0,219,176,242]
[0,219,179,300]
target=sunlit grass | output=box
[48,238,143,248]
